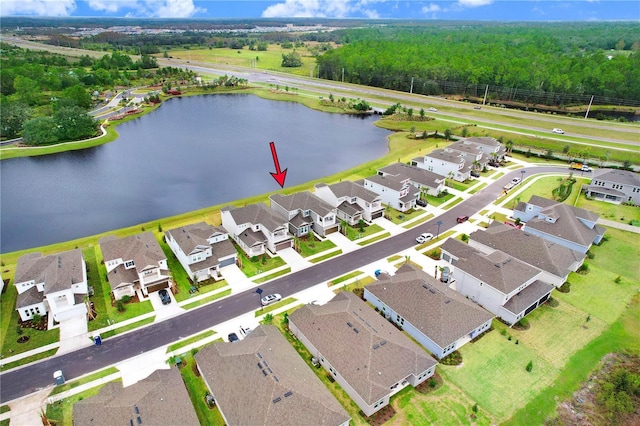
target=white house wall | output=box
[454,271,506,315]
[166,234,194,277]
[17,301,47,321]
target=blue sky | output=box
[0,0,638,21]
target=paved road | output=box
[0,165,566,404]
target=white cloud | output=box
[457,0,493,7]
[261,0,381,18]
[421,3,441,13]
[86,0,205,17]
[0,0,76,16]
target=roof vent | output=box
[257,352,263,358]
[284,391,293,397]
[273,397,281,404]
[273,375,279,383]
[354,328,359,333]
[137,416,142,425]
[134,406,139,414]
[445,299,451,304]
[429,288,436,294]
[257,362,262,369]
[347,321,353,327]
[373,344,380,350]
[380,340,387,346]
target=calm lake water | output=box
[1,94,391,253]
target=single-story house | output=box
[365,264,494,359]
[13,249,88,322]
[512,195,605,254]
[165,222,237,282]
[289,291,437,417]
[99,232,172,300]
[440,238,554,326]
[73,368,199,426]
[468,222,585,287]
[195,325,351,426]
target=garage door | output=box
[372,211,384,220]
[146,282,169,293]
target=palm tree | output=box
[339,219,348,236]
[506,140,514,154]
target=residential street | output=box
[0,165,566,404]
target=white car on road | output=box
[261,293,282,306]
[416,232,434,244]
[552,128,565,134]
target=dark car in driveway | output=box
[416,198,427,207]
[159,289,171,305]
[228,332,239,342]
[470,170,480,178]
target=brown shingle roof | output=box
[195,325,350,426]
[502,280,554,315]
[364,173,407,191]
[289,292,436,405]
[165,222,236,269]
[366,266,493,349]
[72,369,199,426]
[470,223,585,277]
[99,232,165,272]
[14,249,85,295]
[379,163,445,188]
[526,203,602,246]
[320,181,380,203]
[440,239,540,294]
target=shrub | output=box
[577,263,590,274]
[526,360,533,372]
[500,328,508,336]
[429,378,437,388]
[614,276,622,284]
[516,317,530,329]
[263,313,274,324]
[461,234,469,242]
[116,300,125,312]
[548,297,560,308]
[472,404,478,413]
[16,326,23,335]
[157,223,162,232]
[558,281,571,293]
[121,295,131,303]
[586,250,595,259]
[250,256,259,263]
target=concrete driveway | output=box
[149,290,184,321]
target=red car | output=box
[457,215,469,223]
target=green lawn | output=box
[426,192,455,206]
[253,267,292,284]
[182,289,232,310]
[297,236,336,257]
[167,330,216,354]
[440,327,557,422]
[49,367,119,396]
[328,271,364,286]
[84,246,111,332]
[309,249,343,263]
[575,194,640,222]
[99,316,155,339]
[255,297,296,317]
[159,239,193,301]
[236,247,286,277]
[177,355,226,426]
[388,208,428,224]
[357,232,391,246]
[512,176,589,206]
[46,381,110,425]
[344,223,384,241]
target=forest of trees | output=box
[315,23,640,105]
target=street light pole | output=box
[436,220,443,239]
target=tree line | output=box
[315,23,640,104]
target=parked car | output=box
[158,289,171,305]
[488,160,500,167]
[428,107,438,112]
[416,198,427,207]
[470,170,480,178]
[238,326,252,339]
[552,128,565,134]
[511,177,521,185]
[416,232,434,244]
[457,215,469,223]
[261,293,282,306]
[228,332,239,342]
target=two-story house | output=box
[361,173,418,212]
[586,169,640,205]
[468,222,585,287]
[14,249,88,322]
[512,195,606,253]
[461,137,506,161]
[314,181,385,224]
[365,264,494,359]
[444,140,489,171]
[270,192,340,237]
[411,149,471,182]
[99,232,172,301]
[221,203,293,256]
[289,291,437,417]
[440,238,554,326]
[378,162,446,197]
[195,325,351,426]
[165,222,237,283]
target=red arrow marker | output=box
[269,141,287,188]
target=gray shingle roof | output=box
[195,325,350,426]
[165,222,236,270]
[16,286,42,309]
[528,204,602,246]
[289,292,437,406]
[593,169,640,187]
[502,280,554,315]
[463,137,501,149]
[320,181,380,203]
[100,232,165,272]
[224,203,288,232]
[366,266,493,349]
[379,163,445,188]
[364,173,407,191]
[470,223,585,277]
[440,239,540,294]
[424,149,464,164]
[271,192,335,217]
[446,141,483,156]
[14,249,85,295]
[72,368,199,426]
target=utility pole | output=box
[410,77,414,94]
[585,95,594,119]
[310,64,313,78]
[482,84,489,105]
[342,68,344,83]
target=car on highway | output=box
[457,215,469,223]
[158,289,171,305]
[416,232,434,244]
[473,105,482,110]
[261,293,282,306]
[552,128,565,134]
[428,107,438,112]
